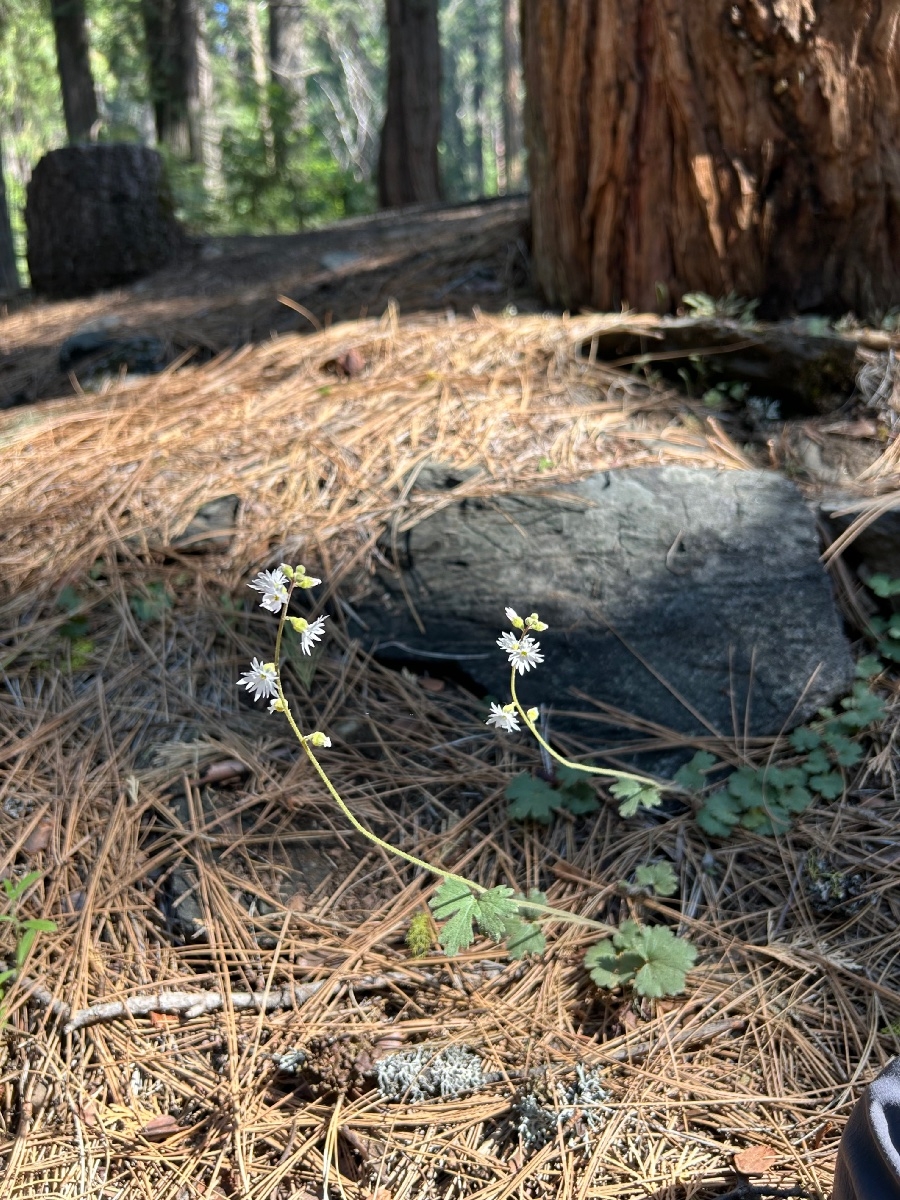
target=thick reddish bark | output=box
[49,0,99,143]
[501,0,524,191]
[522,1,900,317]
[378,0,442,207]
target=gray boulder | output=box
[358,467,854,745]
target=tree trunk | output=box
[522,0,900,318]
[49,0,99,143]
[0,129,19,297]
[141,0,204,162]
[378,0,442,207]
[472,0,487,196]
[248,0,275,169]
[501,0,524,192]
[267,0,306,168]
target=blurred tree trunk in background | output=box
[0,128,18,297]
[500,0,523,191]
[471,0,487,196]
[49,0,99,142]
[522,0,900,317]
[268,0,306,167]
[378,0,441,207]
[141,0,205,162]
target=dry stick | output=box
[21,967,502,1034]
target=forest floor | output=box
[1,197,900,1199]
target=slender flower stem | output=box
[509,670,663,789]
[273,594,482,894]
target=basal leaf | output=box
[855,655,882,680]
[584,939,633,990]
[780,785,813,814]
[611,778,662,818]
[506,774,557,824]
[696,790,741,836]
[634,862,678,897]
[503,917,546,959]
[825,735,863,767]
[674,750,717,792]
[867,573,900,597]
[472,886,517,940]
[727,768,764,808]
[558,782,599,815]
[804,748,831,775]
[629,926,697,999]
[790,726,822,752]
[808,772,844,800]
[429,878,475,922]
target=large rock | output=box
[359,467,854,745]
[26,144,183,298]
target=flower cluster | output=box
[486,608,547,734]
[237,565,329,743]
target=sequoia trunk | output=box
[49,0,99,143]
[378,0,442,207]
[501,0,524,192]
[522,0,900,317]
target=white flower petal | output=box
[236,657,279,703]
[299,614,328,654]
[486,702,520,733]
[248,568,290,614]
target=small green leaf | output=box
[611,778,662,818]
[804,747,831,775]
[674,751,717,792]
[503,917,546,958]
[56,585,83,613]
[429,879,477,956]
[3,871,41,903]
[696,790,742,836]
[506,774,557,824]
[558,782,599,816]
[15,927,37,967]
[825,735,863,767]
[628,926,697,998]
[19,918,57,933]
[584,939,636,990]
[634,862,679,897]
[855,655,883,679]
[472,887,517,940]
[808,772,844,800]
[779,785,813,814]
[0,969,15,986]
[727,768,764,808]
[740,804,790,835]
[867,573,900,597]
[790,726,821,752]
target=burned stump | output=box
[26,144,183,298]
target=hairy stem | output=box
[509,669,664,789]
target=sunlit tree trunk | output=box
[500,0,524,191]
[0,129,18,298]
[378,0,442,207]
[49,0,99,143]
[522,0,900,317]
[142,0,205,162]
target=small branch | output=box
[19,964,510,1034]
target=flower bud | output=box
[289,616,309,632]
[296,575,322,589]
[308,731,332,748]
[526,707,539,722]
[279,564,295,580]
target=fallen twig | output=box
[17,963,511,1034]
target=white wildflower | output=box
[300,614,327,654]
[486,703,520,733]
[505,607,525,630]
[249,568,290,614]
[497,632,544,674]
[237,658,278,703]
